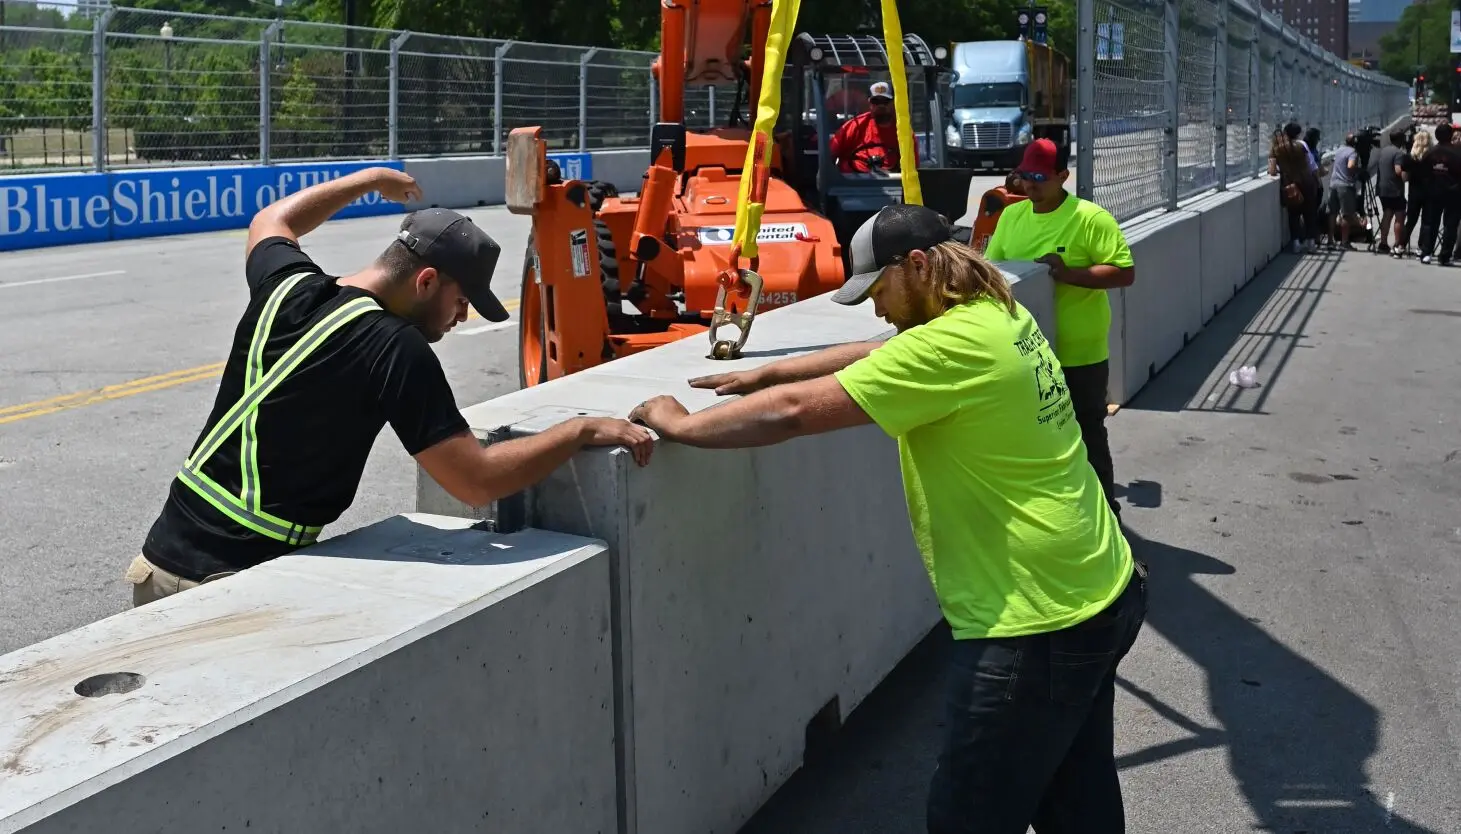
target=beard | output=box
[872,110,893,125]
[406,298,448,342]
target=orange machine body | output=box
[969,184,1028,254]
[509,0,852,386]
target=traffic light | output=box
[1454,54,1461,111]
[1016,6,1049,44]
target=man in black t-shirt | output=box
[1371,129,1408,254]
[1417,123,1461,265]
[126,166,653,606]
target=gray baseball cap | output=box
[396,208,509,322]
[830,204,954,306]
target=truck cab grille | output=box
[961,122,1012,149]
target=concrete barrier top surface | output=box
[464,260,1053,437]
[0,514,606,832]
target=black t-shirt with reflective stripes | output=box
[141,237,469,580]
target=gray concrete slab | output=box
[737,247,1461,834]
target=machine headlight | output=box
[945,123,960,147]
[1017,124,1034,145]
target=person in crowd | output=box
[1269,122,1321,254]
[1394,128,1433,259]
[1371,128,1410,255]
[983,138,1135,518]
[1416,122,1461,265]
[1326,132,1363,251]
[628,203,1147,834]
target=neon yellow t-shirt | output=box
[833,296,1133,640]
[983,194,1133,368]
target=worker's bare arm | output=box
[688,341,880,396]
[631,375,871,449]
[246,167,423,258]
[414,417,653,508]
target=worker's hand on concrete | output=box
[1035,252,1068,281]
[628,396,689,438]
[371,168,424,204]
[687,369,768,396]
[574,417,655,466]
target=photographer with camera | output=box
[1415,123,1461,266]
[1325,132,1365,250]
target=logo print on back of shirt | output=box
[1015,328,1075,430]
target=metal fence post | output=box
[1163,0,1180,212]
[579,48,598,153]
[649,68,659,130]
[1250,23,1260,177]
[1214,0,1228,189]
[1076,0,1095,202]
[91,10,115,173]
[261,21,281,166]
[494,42,513,156]
[388,31,410,160]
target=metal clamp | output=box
[707,268,764,360]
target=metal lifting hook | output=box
[709,254,764,360]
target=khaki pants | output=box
[124,553,236,607]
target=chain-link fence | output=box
[0,2,666,173]
[1076,0,1412,223]
[3,0,1413,188]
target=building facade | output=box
[1260,0,1351,59]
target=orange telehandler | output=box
[503,0,974,387]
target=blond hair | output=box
[1412,129,1433,159]
[917,239,1018,316]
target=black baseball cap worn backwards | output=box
[396,208,509,322]
[831,203,954,306]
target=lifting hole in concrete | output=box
[74,672,146,698]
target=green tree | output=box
[1379,0,1449,101]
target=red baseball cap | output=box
[1016,138,1061,177]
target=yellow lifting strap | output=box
[729,0,922,262]
[879,0,923,207]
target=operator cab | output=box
[777,33,970,246]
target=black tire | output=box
[581,179,623,302]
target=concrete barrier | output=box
[416,265,1054,834]
[1107,209,1202,403]
[401,149,646,213]
[1236,176,1283,283]
[1182,189,1248,323]
[0,514,617,834]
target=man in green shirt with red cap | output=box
[985,138,1136,517]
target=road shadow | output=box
[1124,527,1440,833]
[1125,251,1343,414]
[738,525,1442,833]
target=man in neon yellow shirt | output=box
[985,139,1136,518]
[630,204,1147,833]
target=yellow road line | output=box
[1,295,521,426]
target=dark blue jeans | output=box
[926,565,1148,834]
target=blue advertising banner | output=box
[0,171,113,250]
[548,152,592,182]
[0,159,406,252]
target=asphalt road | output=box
[739,246,1461,833]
